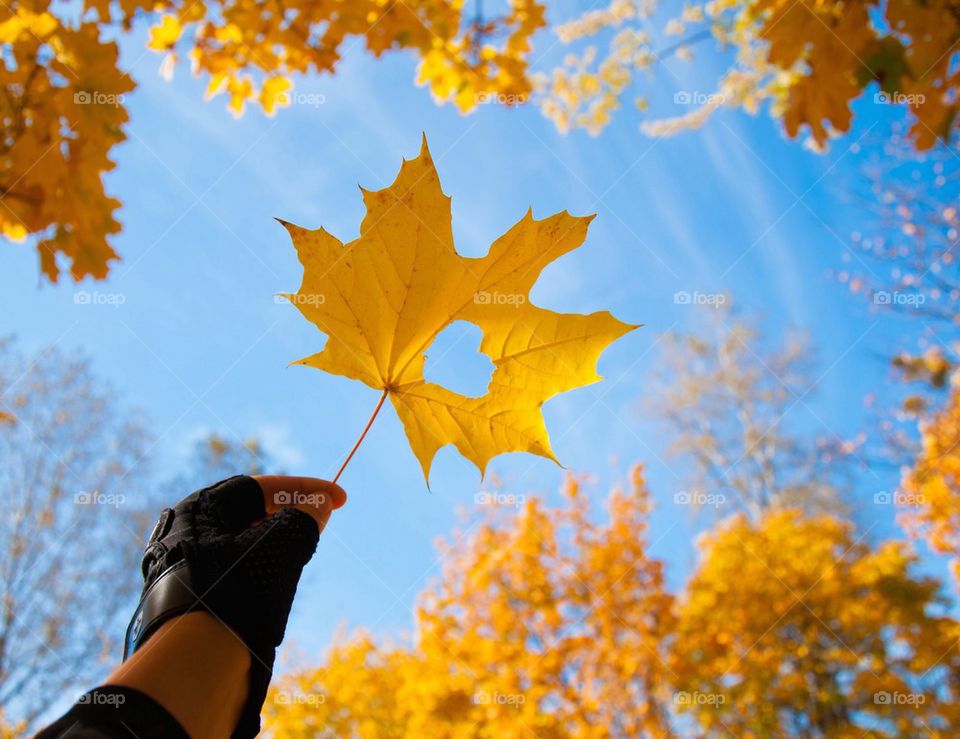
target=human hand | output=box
[125,475,345,737]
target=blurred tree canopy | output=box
[0,337,150,733]
[649,308,850,518]
[5,0,960,282]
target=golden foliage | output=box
[281,138,635,481]
[267,467,960,735]
[137,0,546,118]
[672,509,960,735]
[539,0,960,149]
[264,468,675,737]
[2,0,546,281]
[1,7,132,281]
[903,387,960,585]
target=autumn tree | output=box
[649,308,847,518]
[901,386,960,588]
[0,0,545,282]
[539,0,960,149]
[264,467,676,738]
[0,337,151,731]
[671,509,960,736]
[9,0,960,283]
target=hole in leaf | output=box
[423,321,495,398]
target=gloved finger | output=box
[238,506,322,572]
[199,476,269,532]
[255,475,345,529]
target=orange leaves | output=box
[673,509,960,734]
[3,0,548,284]
[266,467,676,738]
[902,388,960,585]
[1,13,131,281]
[267,465,960,736]
[142,0,546,118]
[542,0,960,149]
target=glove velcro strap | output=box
[123,560,204,659]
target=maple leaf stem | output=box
[332,388,389,484]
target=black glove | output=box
[124,476,321,738]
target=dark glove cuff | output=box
[123,560,203,659]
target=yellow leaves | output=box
[1,18,132,281]
[672,508,960,735]
[147,14,181,51]
[266,462,960,736]
[0,8,57,42]
[282,137,635,481]
[268,467,673,738]
[2,0,548,284]
[902,388,960,587]
[259,76,292,115]
[543,0,960,149]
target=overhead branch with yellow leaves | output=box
[1,0,547,282]
[537,0,960,150]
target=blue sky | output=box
[1,19,940,667]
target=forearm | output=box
[108,612,251,738]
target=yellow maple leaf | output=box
[280,137,637,481]
[148,14,181,51]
